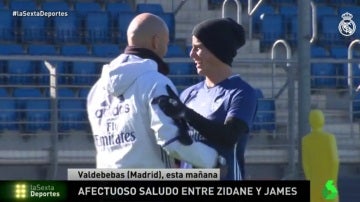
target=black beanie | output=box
[192,17,245,66]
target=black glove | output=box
[173,118,193,145]
[156,85,188,119]
[151,86,192,146]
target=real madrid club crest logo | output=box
[338,12,356,36]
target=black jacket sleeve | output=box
[184,108,249,147]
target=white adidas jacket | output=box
[87,54,218,168]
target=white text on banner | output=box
[67,168,220,181]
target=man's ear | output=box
[151,34,159,50]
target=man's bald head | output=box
[127,13,169,57]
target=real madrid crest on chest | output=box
[338,12,356,37]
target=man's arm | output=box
[186,114,248,147]
[156,85,255,147]
[148,81,219,168]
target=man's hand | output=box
[151,85,192,145]
[173,119,193,145]
[154,85,188,119]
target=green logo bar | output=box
[322,180,338,200]
[0,181,67,201]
